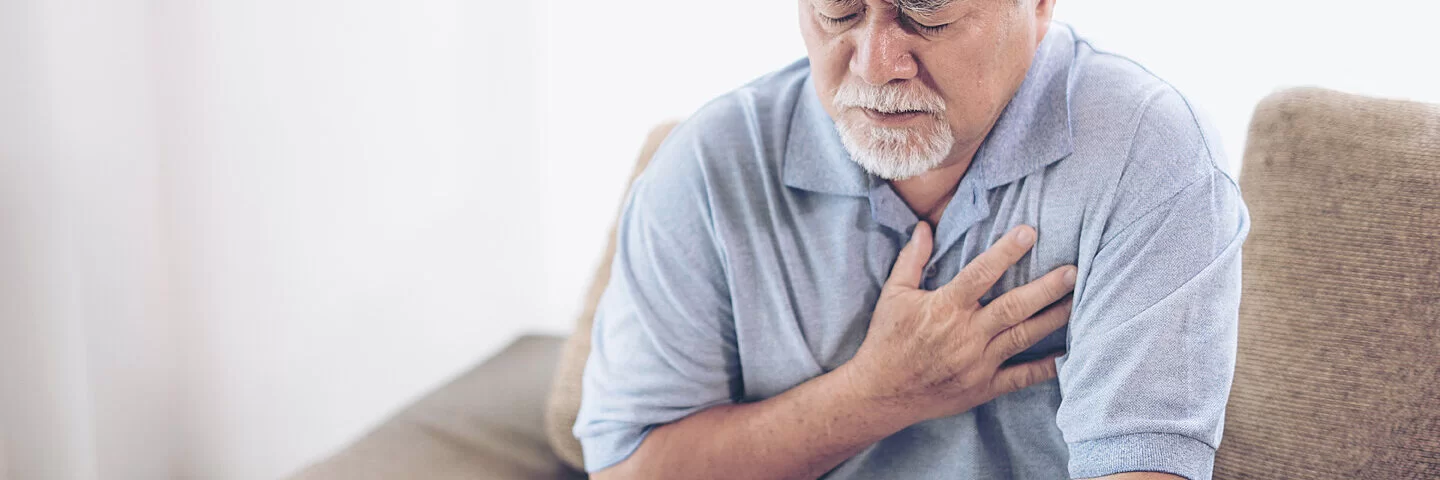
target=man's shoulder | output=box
[665,58,811,161]
[634,59,812,208]
[702,58,813,125]
[1066,34,1220,167]
[1062,33,1234,224]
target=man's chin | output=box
[848,152,946,181]
[839,133,952,181]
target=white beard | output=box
[834,113,954,181]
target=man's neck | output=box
[890,145,980,226]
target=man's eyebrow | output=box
[895,0,957,15]
[818,0,862,9]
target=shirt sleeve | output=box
[1057,135,1251,477]
[571,122,742,473]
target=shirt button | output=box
[924,266,938,279]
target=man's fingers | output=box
[986,296,1072,363]
[938,225,1036,304]
[977,266,1076,336]
[883,222,934,290]
[989,351,1064,396]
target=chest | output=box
[720,183,1083,400]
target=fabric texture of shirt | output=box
[574,24,1250,480]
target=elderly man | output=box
[575,0,1249,478]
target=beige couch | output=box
[291,88,1440,480]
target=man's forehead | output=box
[817,0,958,13]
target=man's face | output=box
[800,0,1052,180]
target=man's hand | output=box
[844,222,1076,426]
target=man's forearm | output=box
[593,362,912,480]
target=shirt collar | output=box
[970,23,1076,189]
[782,73,872,197]
[783,23,1076,195]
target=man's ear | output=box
[1033,0,1055,44]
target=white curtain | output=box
[1,0,554,478]
[1,0,173,478]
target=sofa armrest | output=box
[290,335,586,480]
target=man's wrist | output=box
[832,361,921,438]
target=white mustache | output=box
[833,81,947,115]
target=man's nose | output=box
[851,20,919,86]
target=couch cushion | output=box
[1214,88,1440,478]
[544,122,680,471]
[291,335,585,480]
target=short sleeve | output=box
[571,122,742,473]
[1057,128,1251,477]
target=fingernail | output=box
[1014,226,1034,246]
[1064,268,1077,286]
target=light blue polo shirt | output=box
[575,24,1249,480]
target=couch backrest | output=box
[544,122,680,471]
[1215,88,1440,478]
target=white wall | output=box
[1053,0,1440,176]
[540,0,808,344]
[0,1,1436,479]
[152,1,550,478]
